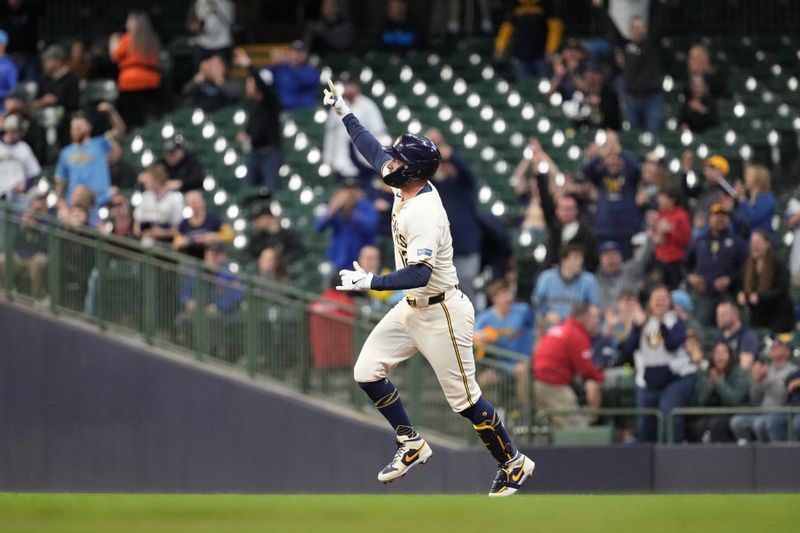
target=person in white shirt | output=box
[323,74,387,186]
[323,79,535,497]
[0,113,40,205]
[188,0,235,64]
[133,163,184,248]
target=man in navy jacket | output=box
[685,203,748,326]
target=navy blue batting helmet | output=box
[382,134,441,187]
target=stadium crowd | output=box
[0,0,799,444]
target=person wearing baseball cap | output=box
[698,154,736,212]
[596,238,653,309]
[685,202,748,326]
[0,112,40,201]
[0,29,18,112]
[681,152,735,234]
[176,239,244,353]
[704,155,730,177]
[730,331,798,444]
[264,39,320,111]
[159,135,204,192]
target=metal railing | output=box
[0,201,533,444]
[535,407,663,444]
[668,406,800,444]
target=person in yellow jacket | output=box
[494,0,563,80]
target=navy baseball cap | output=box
[599,241,622,254]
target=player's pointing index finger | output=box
[327,79,337,95]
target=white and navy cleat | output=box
[488,452,535,497]
[377,434,433,484]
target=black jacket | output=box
[595,3,667,96]
[247,227,305,264]
[160,152,204,192]
[37,71,81,112]
[679,96,718,133]
[743,257,795,333]
[537,172,598,272]
[247,66,282,151]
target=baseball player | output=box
[323,80,535,496]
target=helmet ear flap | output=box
[382,134,441,186]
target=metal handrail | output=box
[535,407,663,444]
[1,202,324,305]
[667,406,800,443]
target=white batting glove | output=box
[323,79,352,118]
[336,261,373,291]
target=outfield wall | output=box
[1,300,799,494]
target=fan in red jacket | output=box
[652,186,691,289]
[533,303,604,428]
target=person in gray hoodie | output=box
[596,235,653,310]
[730,333,798,443]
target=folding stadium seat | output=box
[95,258,143,331]
[15,80,37,102]
[82,79,119,105]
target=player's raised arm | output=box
[323,79,392,175]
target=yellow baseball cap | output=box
[704,155,730,176]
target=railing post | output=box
[194,271,210,360]
[47,224,60,314]
[2,204,13,297]
[408,353,422,424]
[299,298,311,394]
[525,357,535,445]
[94,237,105,330]
[245,278,257,378]
[350,308,371,408]
[142,252,156,343]
[664,409,672,444]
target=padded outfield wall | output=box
[0,300,798,493]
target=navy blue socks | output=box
[359,379,415,436]
[460,396,516,464]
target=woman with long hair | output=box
[110,11,162,129]
[737,229,794,332]
[690,341,750,442]
[621,285,697,443]
[256,246,289,282]
[735,164,776,234]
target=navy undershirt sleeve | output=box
[342,113,392,174]
[371,263,432,291]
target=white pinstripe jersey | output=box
[390,182,460,298]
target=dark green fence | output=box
[0,201,533,444]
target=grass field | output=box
[0,493,798,533]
